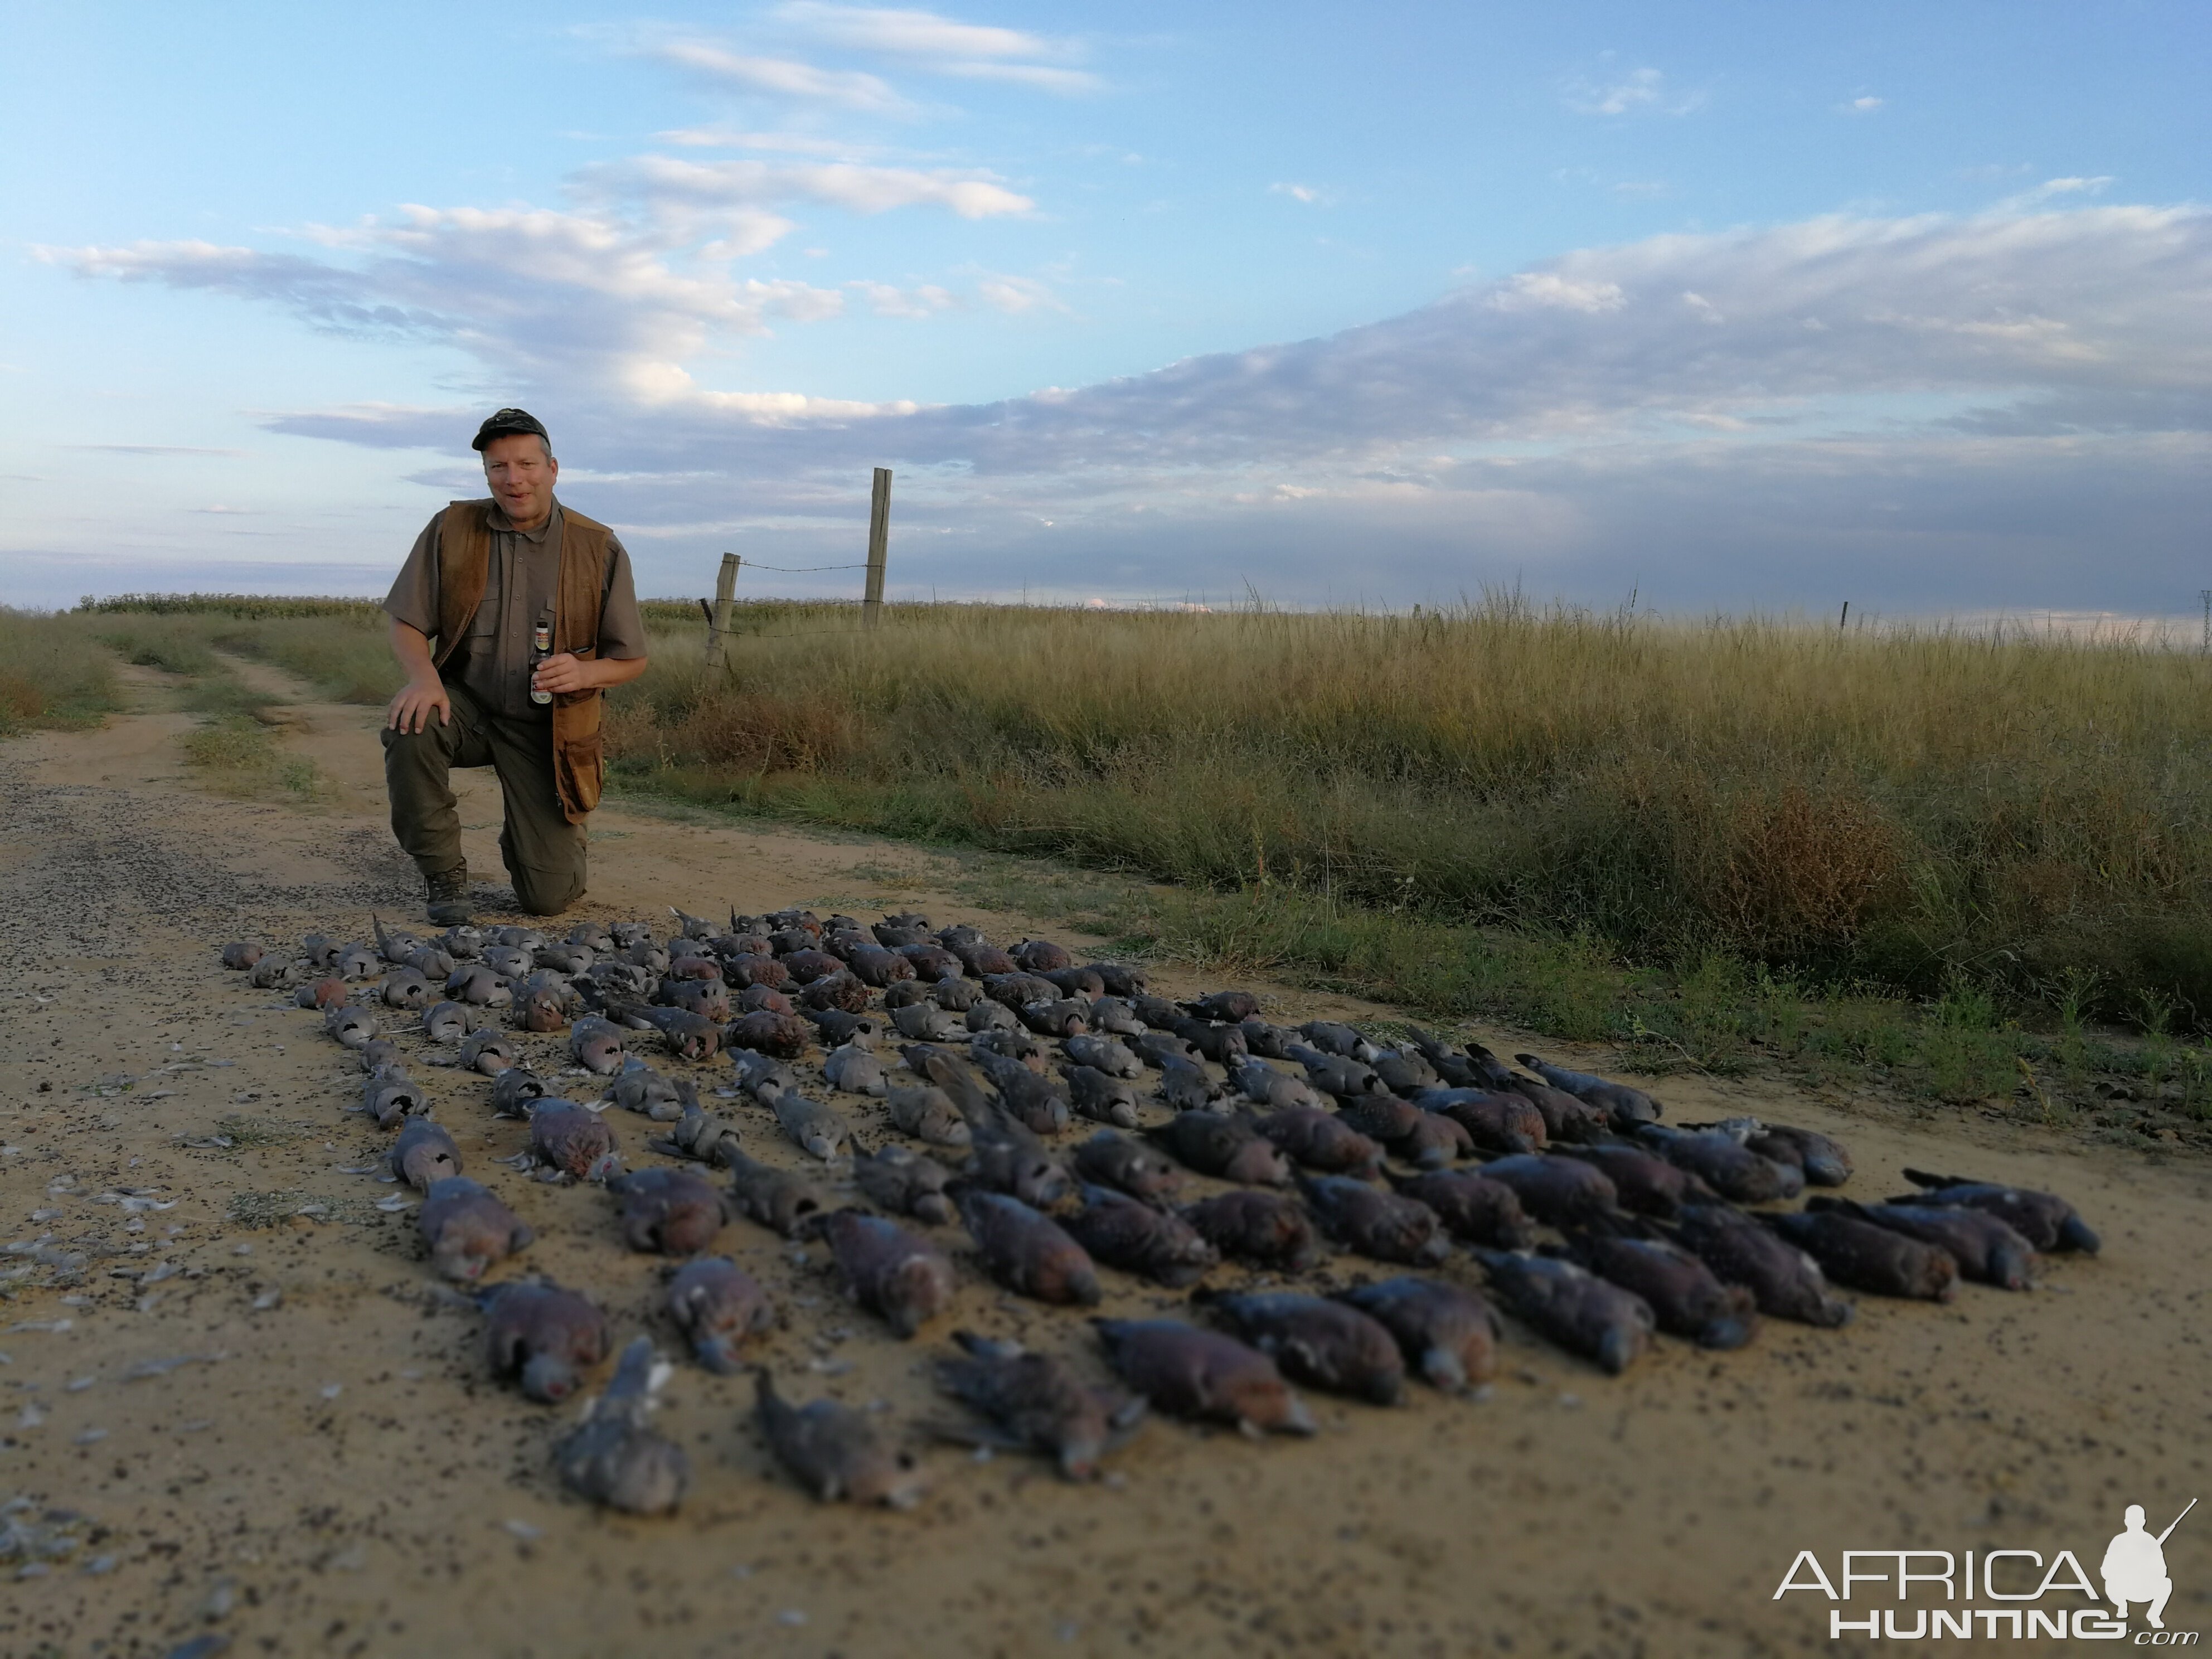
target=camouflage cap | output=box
[472,408,550,452]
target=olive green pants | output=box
[381,685,586,915]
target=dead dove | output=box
[1092,1319,1315,1435]
[954,1187,1100,1306]
[555,1337,688,1515]
[771,1092,850,1162]
[608,1167,729,1255]
[1070,1131,1185,1205]
[1141,1113,1291,1186]
[823,1042,887,1097]
[1197,1289,1406,1406]
[389,1117,462,1190]
[220,941,263,971]
[1333,1277,1502,1392]
[722,1009,810,1060]
[890,1001,961,1042]
[1472,1250,1655,1374]
[246,955,291,990]
[525,1100,620,1182]
[443,964,513,1008]
[964,998,1019,1035]
[363,1066,428,1131]
[1180,1190,1321,1270]
[402,945,456,979]
[852,1143,957,1225]
[1086,997,1146,1037]
[603,1057,684,1119]
[380,968,433,1011]
[755,1370,924,1508]
[933,1331,1146,1479]
[373,915,426,963]
[1296,1173,1449,1266]
[814,1209,958,1337]
[330,942,381,981]
[569,1016,628,1076]
[418,1176,532,1281]
[488,1065,546,1117]
[482,1278,609,1403]
[721,1147,831,1236]
[1064,1184,1219,1288]
[294,976,349,1010]
[1061,1065,1141,1129]
[322,1004,377,1049]
[1064,1034,1141,1079]
[358,1036,401,1074]
[886,1084,972,1148]
[667,1257,773,1373]
[422,1000,476,1042]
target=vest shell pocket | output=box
[555,725,605,818]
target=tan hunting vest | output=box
[429,497,611,824]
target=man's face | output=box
[482,434,558,527]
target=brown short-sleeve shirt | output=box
[382,499,648,721]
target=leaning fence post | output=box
[864,468,891,628]
[703,552,741,673]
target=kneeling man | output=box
[380,408,648,923]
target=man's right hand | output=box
[387,676,452,734]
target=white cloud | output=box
[1846,95,1884,113]
[1269,182,1329,206]
[1487,271,1627,314]
[974,274,1065,314]
[850,279,958,317]
[586,155,1033,221]
[776,4,1098,92]
[1565,66,1703,118]
[653,41,906,111]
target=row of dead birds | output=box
[219,905,2102,1516]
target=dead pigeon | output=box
[1560,1223,1760,1348]
[656,977,730,1022]
[1234,1060,1327,1113]
[609,1167,729,1255]
[1765,1210,1958,1301]
[331,942,381,981]
[323,1004,377,1049]
[1170,1018,1248,1066]
[1153,1055,1216,1112]
[389,1117,462,1190]
[418,1176,532,1281]
[1012,938,1073,974]
[1636,1124,1802,1205]
[954,1187,1101,1305]
[1293,1020,1369,1059]
[724,1009,811,1061]
[1070,1131,1185,1205]
[294,976,349,1010]
[1478,1154,1619,1228]
[1553,1143,1709,1217]
[1252,1108,1383,1176]
[853,1144,957,1225]
[1199,1290,1406,1406]
[1333,1277,1502,1392]
[770,1091,849,1162]
[440,923,485,961]
[482,945,533,980]
[569,1016,628,1076]
[555,1336,688,1515]
[1411,1088,1546,1157]
[1020,998,1091,1039]
[1092,1319,1314,1435]
[1061,1065,1141,1128]
[363,1066,427,1131]
[933,1331,1146,1479]
[971,1048,1071,1136]
[220,941,263,971]
[971,1026,1050,1070]
[1892,1168,2099,1253]
[1087,997,1146,1037]
[755,1370,924,1508]
[1039,965,1107,1000]
[1064,1034,1141,1079]
[373,915,426,963]
[1180,1190,1321,1270]
[421,1000,474,1042]
[358,1036,402,1075]
[823,1042,887,1097]
[481,1278,609,1403]
[1813,1197,2035,1289]
[729,1049,799,1103]
[1285,1043,1388,1100]
[648,1101,745,1168]
[721,1148,831,1237]
[246,954,292,990]
[608,1001,722,1061]
[887,1083,973,1148]
[1671,1204,1854,1327]
[1514,1052,1662,1128]
[1063,1184,1218,1288]
[1296,1173,1449,1265]
[1382,1169,1535,1250]
[443,964,513,1007]
[489,1065,546,1118]
[1183,991,1261,1025]
[798,972,872,1015]
[965,998,1020,1035]
[667,1257,773,1373]
[525,1100,620,1182]
[380,968,433,1011]
[1473,1250,1655,1375]
[816,1209,958,1337]
[603,1057,684,1119]
[1141,1113,1291,1186]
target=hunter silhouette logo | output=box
[1774,1497,2200,1641]
[2106,1501,2193,1631]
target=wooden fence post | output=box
[703,552,741,673]
[864,468,891,627]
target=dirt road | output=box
[1,667,2205,1658]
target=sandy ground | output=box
[0,664,2206,1659]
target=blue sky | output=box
[4,2,2208,613]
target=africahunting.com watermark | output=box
[1776,1501,2198,1642]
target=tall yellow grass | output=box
[610,599,2212,1022]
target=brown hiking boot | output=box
[424,864,472,927]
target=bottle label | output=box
[531,623,554,702]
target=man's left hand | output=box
[532,652,595,697]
